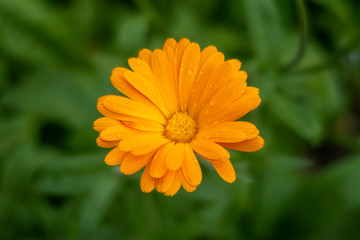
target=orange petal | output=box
[220,136,265,152]
[122,120,164,132]
[140,164,155,193]
[164,172,181,196]
[201,88,261,125]
[166,143,185,170]
[138,48,152,66]
[179,43,201,111]
[197,79,247,125]
[189,52,225,117]
[96,137,119,148]
[179,170,197,192]
[97,96,158,122]
[104,147,128,166]
[93,117,121,132]
[226,59,242,71]
[119,133,169,155]
[181,144,202,186]
[110,67,154,107]
[212,159,236,183]
[128,58,155,84]
[123,70,170,116]
[198,45,218,71]
[150,143,174,178]
[198,121,259,142]
[151,49,179,113]
[99,125,137,141]
[190,139,230,160]
[174,38,191,76]
[155,170,176,193]
[197,62,233,109]
[102,95,166,124]
[163,38,177,54]
[120,152,153,175]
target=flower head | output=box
[94,38,264,196]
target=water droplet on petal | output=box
[136,60,141,65]
[180,67,185,72]
[213,84,218,88]
[210,101,215,106]
[206,135,211,139]
[116,133,123,138]
[187,69,193,75]
[205,110,210,115]
[199,71,204,75]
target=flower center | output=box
[164,112,197,143]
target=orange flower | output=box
[94,38,264,196]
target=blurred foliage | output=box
[0,0,360,239]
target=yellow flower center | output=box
[164,112,197,143]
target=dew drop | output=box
[205,110,210,115]
[180,67,185,72]
[241,90,245,94]
[116,133,123,138]
[136,60,141,65]
[213,84,218,88]
[205,135,211,139]
[154,155,158,160]
[187,69,193,75]
[124,99,130,104]
[199,71,204,75]
[210,101,215,106]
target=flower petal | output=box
[166,143,185,170]
[104,147,128,166]
[179,170,197,192]
[189,52,225,117]
[174,38,191,75]
[138,48,152,66]
[128,58,155,84]
[201,87,261,125]
[123,70,170,116]
[122,120,164,132]
[151,49,179,113]
[226,59,242,71]
[110,67,154,107]
[198,45,218,70]
[220,136,265,152]
[212,159,236,183]
[140,164,155,193]
[190,139,230,161]
[155,170,176,193]
[198,121,259,142]
[181,144,202,186]
[102,95,166,124]
[179,43,201,111]
[197,79,247,125]
[119,133,169,155]
[96,137,119,148]
[93,117,121,132]
[120,152,153,175]
[150,143,173,178]
[163,38,177,54]
[164,172,181,196]
[99,125,137,141]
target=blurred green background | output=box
[1,0,360,239]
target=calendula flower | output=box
[94,38,264,196]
